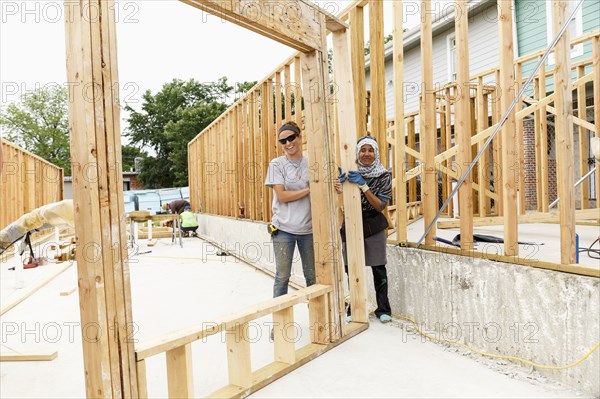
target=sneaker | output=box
[379,314,392,323]
[345,315,352,323]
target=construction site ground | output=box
[0,233,592,398]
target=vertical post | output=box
[262,82,271,220]
[136,360,148,399]
[284,64,292,121]
[294,57,303,127]
[553,0,576,264]
[493,69,504,216]
[533,75,543,211]
[233,106,240,219]
[407,118,417,203]
[65,1,137,397]
[593,36,600,207]
[301,36,344,341]
[421,0,437,245]
[350,6,367,137]
[248,92,256,220]
[226,324,252,388]
[393,0,407,242]
[498,0,518,256]
[577,65,589,209]
[369,0,387,167]
[445,89,454,217]
[273,307,296,364]
[166,344,194,398]
[539,60,549,212]
[515,63,526,214]
[477,77,487,216]
[333,28,368,324]
[455,0,473,249]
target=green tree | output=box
[124,78,233,188]
[0,85,71,175]
[364,34,395,55]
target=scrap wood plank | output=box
[1,262,72,316]
[0,351,58,361]
[60,286,77,296]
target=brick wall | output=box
[523,119,558,210]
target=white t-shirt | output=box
[264,155,312,234]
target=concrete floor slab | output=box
[0,235,591,398]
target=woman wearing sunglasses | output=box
[335,136,393,323]
[265,121,315,300]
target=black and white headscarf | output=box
[356,137,387,178]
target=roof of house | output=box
[365,0,493,69]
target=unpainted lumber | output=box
[0,351,58,362]
[553,0,577,264]
[499,0,518,256]
[332,28,368,325]
[455,0,474,250]
[392,0,407,242]
[420,0,437,245]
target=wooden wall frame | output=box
[64,0,362,397]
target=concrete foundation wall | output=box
[387,247,599,397]
[198,214,599,397]
[197,214,308,289]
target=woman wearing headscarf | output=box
[335,136,393,323]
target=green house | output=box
[515,0,600,93]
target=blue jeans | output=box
[272,231,315,297]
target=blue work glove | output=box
[347,171,366,186]
[338,167,347,183]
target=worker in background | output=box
[162,199,190,214]
[180,205,198,237]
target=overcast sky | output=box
[0,1,449,116]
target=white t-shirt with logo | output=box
[265,155,312,235]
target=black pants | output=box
[345,264,391,318]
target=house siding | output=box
[516,0,599,94]
[367,1,500,118]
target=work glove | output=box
[347,171,366,186]
[338,167,347,183]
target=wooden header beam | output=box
[180,0,346,52]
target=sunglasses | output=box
[278,132,299,145]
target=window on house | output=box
[447,33,457,81]
[546,1,583,64]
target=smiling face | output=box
[278,129,301,158]
[359,144,375,166]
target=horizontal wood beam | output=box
[437,208,600,229]
[206,322,368,399]
[180,0,323,52]
[0,351,58,361]
[1,263,72,316]
[136,284,332,360]
[409,243,600,278]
